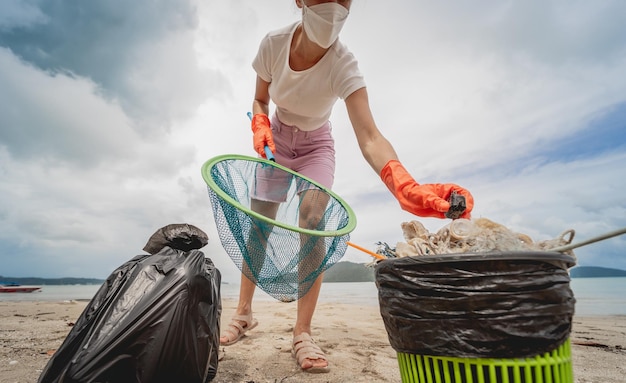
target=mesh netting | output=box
[202,155,356,302]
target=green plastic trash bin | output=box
[375,251,576,383]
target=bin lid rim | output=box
[375,250,576,268]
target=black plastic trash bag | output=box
[38,223,221,383]
[142,223,209,255]
[375,251,576,358]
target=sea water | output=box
[2,278,625,316]
[0,284,102,302]
[569,277,626,316]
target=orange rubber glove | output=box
[380,160,474,219]
[251,113,276,159]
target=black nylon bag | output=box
[375,251,576,358]
[38,224,221,383]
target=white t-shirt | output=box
[252,22,366,132]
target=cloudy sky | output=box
[1,0,625,283]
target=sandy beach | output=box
[1,299,624,383]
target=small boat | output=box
[0,282,42,293]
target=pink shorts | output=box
[252,115,336,202]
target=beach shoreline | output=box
[1,300,624,383]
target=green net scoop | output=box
[201,155,356,302]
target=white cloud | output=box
[0,48,136,163]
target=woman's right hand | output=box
[251,113,276,158]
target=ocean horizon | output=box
[1,277,625,316]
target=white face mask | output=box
[302,2,349,49]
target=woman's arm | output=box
[345,87,474,219]
[250,76,275,158]
[345,87,397,173]
[253,76,271,116]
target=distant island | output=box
[569,266,626,278]
[323,261,375,282]
[0,276,105,285]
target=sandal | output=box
[292,333,330,373]
[220,313,258,346]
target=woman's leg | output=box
[220,198,279,345]
[293,189,330,368]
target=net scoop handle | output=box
[347,241,386,260]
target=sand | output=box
[0,299,624,383]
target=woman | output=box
[220,0,474,373]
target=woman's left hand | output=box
[380,160,474,219]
